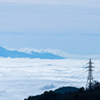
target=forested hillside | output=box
[25,81,100,100]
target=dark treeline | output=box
[25,81,100,100]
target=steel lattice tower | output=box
[86,58,94,90]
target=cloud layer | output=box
[0,58,100,100]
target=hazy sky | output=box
[0,0,100,55]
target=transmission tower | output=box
[86,58,94,90]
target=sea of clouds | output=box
[0,58,100,100]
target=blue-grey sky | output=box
[0,0,100,55]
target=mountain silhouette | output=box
[54,86,78,93]
[0,46,65,59]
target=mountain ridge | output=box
[0,46,65,59]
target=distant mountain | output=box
[54,86,78,93]
[0,46,65,59]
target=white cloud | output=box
[41,83,55,90]
[18,48,100,59]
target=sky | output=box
[0,0,100,55]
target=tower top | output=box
[87,58,93,65]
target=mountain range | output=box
[0,46,65,59]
